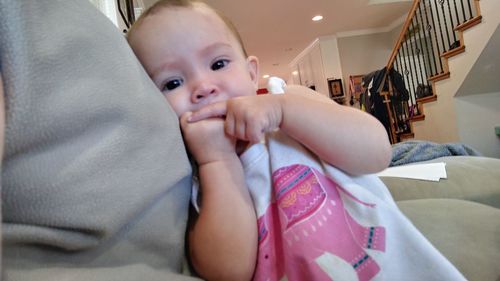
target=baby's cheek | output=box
[165,95,189,118]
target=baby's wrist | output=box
[276,94,287,128]
[196,152,240,167]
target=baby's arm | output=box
[180,113,257,281]
[279,85,392,175]
[189,85,391,175]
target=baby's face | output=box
[129,4,259,117]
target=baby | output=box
[127,1,465,281]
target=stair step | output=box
[442,45,466,59]
[455,15,483,32]
[399,132,415,140]
[428,72,450,82]
[411,114,425,121]
[416,95,437,103]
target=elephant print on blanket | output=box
[253,164,386,281]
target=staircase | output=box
[381,0,499,145]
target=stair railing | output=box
[117,0,136,30]
[383,0,480,143]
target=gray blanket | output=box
[391,140,482,166]
[1,1,199,280]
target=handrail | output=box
[386,0,422,69]
[381,0,480,143]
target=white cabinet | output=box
[289,65,301,85]
[289,36,343,98]
[297,55,313,88]
[309,43,328,96]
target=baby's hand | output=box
[180,112,237,165]
[189,95,284,143]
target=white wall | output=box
[337,32,394,100]
[453,22,500,158]
[390,23,403,46]
[455,92,500,158]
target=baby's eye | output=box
[211,59,229,71]
[162,78,184,92]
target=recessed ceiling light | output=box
[312,15,323,21]
[292,71,299,75]
[263,75,270,79]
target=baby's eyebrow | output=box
[151,60,180,80]
[199,42,233,56]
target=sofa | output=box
[381,156,500,281]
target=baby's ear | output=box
[246,56,259,89]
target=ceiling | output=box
[142,0,413,88]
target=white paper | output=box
[377,162,447,182]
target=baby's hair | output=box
[127,0,248,57]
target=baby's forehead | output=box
[151,5,230,35]
[129,4,246,57]
[190,4,247,56]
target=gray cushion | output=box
[382,156,500,208]
[0,1,198,280]
[399,199,500,281]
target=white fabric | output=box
[267,76,287,94]
[244,131,464,280]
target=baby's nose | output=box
[192,83,217,102]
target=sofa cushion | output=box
[398,199,500,281]
[0,1,196,280]
[381,156,500,208]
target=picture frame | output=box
[328,78,344,99]
[349,75,365,100]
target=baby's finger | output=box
[179,111,193,128]
[233,118,247,141]
[188,101,227,122]
[246,122,264,144]
[224,112,236,138]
